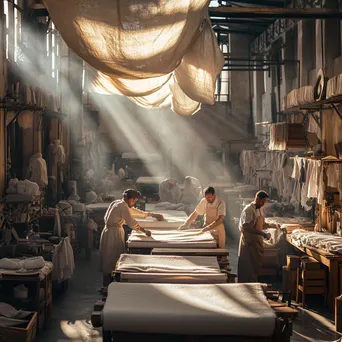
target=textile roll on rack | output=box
[326,73,342,99]
[285,86,314,109]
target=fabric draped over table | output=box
[42,0,224,116]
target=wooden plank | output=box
[209,7,342,19]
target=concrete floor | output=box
[37,239,342,342]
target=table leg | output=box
[329,261,338,311]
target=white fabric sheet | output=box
[119,272,227,283]
[128,229,217,249]
[103,283,276,336]
[128,229,217,248]
[116,254,220,274]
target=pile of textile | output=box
[0,302,33,327]
[285,86,314,109]
[291,229,342,254]
[0,256,53,280]
[290,230,342,254]
[326,73,342,99]
[269,123,288,151]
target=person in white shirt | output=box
[99,189,164,286]
[238,190,272,283]
[178,186,226,248]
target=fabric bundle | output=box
[42,0,224,116]
[286,86,314,109]
[326,73,342,99]
[269,123,288,151]
[290,230,342,254]
[28,153,48,187]
[116,254,221,274]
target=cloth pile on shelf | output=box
[285,86,314,109]
[5,178,40,197]
[269,123,288,151]
[290,230,342,254]
[28,153,48,187]
[0,256,53,280]
[326,73,342,99]
[0,302,33,327]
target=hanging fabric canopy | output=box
[42,0,224,115]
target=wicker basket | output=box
[0,312,37,342]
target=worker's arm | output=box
[178,211,199,230]
[130,207,164,221]
[201,215,225,232]
[241,222,270,238]
[123,205,151,236]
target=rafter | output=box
[209,7,342,18]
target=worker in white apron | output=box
[178,186,226,248]
[237,190,271,283]
[99,189,164,287]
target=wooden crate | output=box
[0,312,37,342]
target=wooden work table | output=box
[286,234,342,311]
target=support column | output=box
[0,2,6,199]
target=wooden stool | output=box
[296,268,327,307]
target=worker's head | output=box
[123,189,141,208]
[204,186,216,204]
[255,190,269,208]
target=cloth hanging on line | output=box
[28,153,48,187]
[42,0,224,116]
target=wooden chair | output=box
[296,267,327,307]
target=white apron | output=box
[99,205,126,275]
[206,203,226,249]
[237,212,264,283]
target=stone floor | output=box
[37,238,342,342]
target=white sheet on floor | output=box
[119,272,227,283]
[116,254,220,274]
[103,283,276,336]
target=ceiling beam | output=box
[210,18,272,26]
[209,7,342,19]
[224,0,290,7]
[214,27,259,35]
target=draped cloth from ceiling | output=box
[42,0,224,116]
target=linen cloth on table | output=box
[103,282,276,336]
[290,230,342,254]
[116,254,220,274]
[127,229,217,248]
[119,272,227,283]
